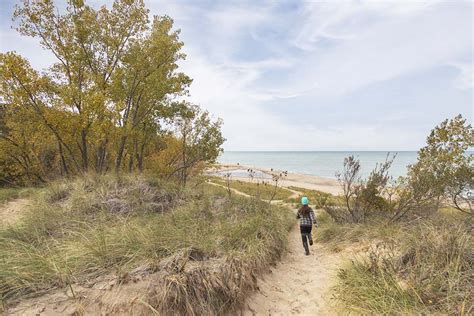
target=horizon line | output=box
[221,150,421,152]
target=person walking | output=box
[296,196,318,255]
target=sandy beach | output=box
[208,163,342,195]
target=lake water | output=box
[218,151,419,179]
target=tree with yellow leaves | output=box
[0,0,223,184]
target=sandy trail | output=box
[242,208,344,315]
[207,180,346,315]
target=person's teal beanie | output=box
[301,196,309,205]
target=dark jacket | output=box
[297,207,317,226]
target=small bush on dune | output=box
[321,154,432,224]
[323,115,473,225]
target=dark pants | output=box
[300,225,312,254]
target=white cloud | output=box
[1,0,472,150]
[285,1,472,98]
[175,1,472,150]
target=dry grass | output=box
[285,186,344,208]
[317,212,473,314]
[315,213,401,250]
[0,187,36,204]
[148,233,290,315]
[0,174,294,314]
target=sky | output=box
[0,0,472,151]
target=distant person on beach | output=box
[297,197,318,255]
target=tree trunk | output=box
[81,129,88,172]
[128,149,134,173]
[96,139,108,173]
[181,129,187,186]
[137,140,145,173]
[115,135,127,173]
[128,138,139,173]
[58,141,69,176]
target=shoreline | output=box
[208,163,342,195]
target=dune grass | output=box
[315,212,401,252]
[316,210,473,314]
[0,174,294,312]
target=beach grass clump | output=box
[315,214,401,248]
[148,202,294,315]
[0,174,294,313]
[333,217,473,314]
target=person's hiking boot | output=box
[303,240,310,255]
[309,236,313,246]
